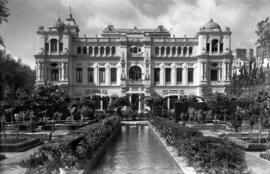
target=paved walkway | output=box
[0,145,42,174]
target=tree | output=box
[0,0,9,46]
[256,17,270,46]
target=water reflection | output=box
[88,125,182,174]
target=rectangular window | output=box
[83,47,87,54]
[76,67,83,83]
[154,68,160,82]
[112,47,116,55]
[176,68,182,83]
[106,47,110,55]
[189,47,193,55]
[177,47,182,56]
[94,47,98,55]
[100,47,104,56]
[166,47,170,55]
[88,68,94,83]
[89,47,93,55]
[188,68,194,82]
[77,47,81,54]
[59,43,63,52]
[111,68,117,83]
[206,43,210,52]
[45,43,49,52]
[165,68,171,82]
[99,68,105,83]
[220,43,223,53]
[161,47,165,56]
[172,47,176,56]
[183,47,187,55]
[211,69,218,81]
[155,47,159,55]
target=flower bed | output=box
[20,116,121,173]
[151,116,247,174]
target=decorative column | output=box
[106,64,110,85]
[138,94,142,113]
[210,41,212,54]
[160,64,165,85]
[64,62,68,80]
[40,63,43,80]
[94,64,98,85]
[172,65,176,85]
[183,64,188,85]
[36,62,40,80]
[218,41,220,54]
[167,97,170,109]
[159,46,161,57]
[109,47,112,57]
[100,98,103,110]
[61,62,64,81]
[97,47,100,57]
[92,47,95,57]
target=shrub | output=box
[21,116,121,171]
[151,116,246,173]
[0,154,6,161]
[246,144,267,151]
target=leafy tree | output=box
[256,17,270,46]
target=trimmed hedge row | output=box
[20,116,121,172]
[0,138,42,152]
[151,117,247,174]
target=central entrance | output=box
[131,94,139,110]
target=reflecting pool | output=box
[89,124,183,174]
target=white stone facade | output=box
[34,15,232,112]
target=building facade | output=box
[257,44,270,68]
[34,14,232,112]
[232,48,254,75]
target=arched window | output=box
[50,39,57,52]
[129,66,142,81]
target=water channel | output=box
[89,124,183,174]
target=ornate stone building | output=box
[35,14,232,112]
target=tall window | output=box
[166,47,170,55]
[100,47,104,56]
[161,47,165,56]
[189,47,193,55]
[177,47,182,56]
[111,68,117,83]
[154,68,160,83]
[59,43,63,52]
[176,68,182,83]
[77,47,81,54]
[165,68,171,82]
[76,67,83,83]
[183,47,187,55]
[89,47,93,55]
[211,69,218,81]
[155,47,159,55]
[188,68,194,82]
[106,47,110,55]
[51,69,59,81]
[212,39,218,52]
[94,47,98,55]
[172,47,176,56]
[50,39,57,52]
[99,68,105,83]
[88,68,94,83]
[83,47,87,54]
[112,47,116,55]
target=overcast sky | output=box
[0,0,269,69]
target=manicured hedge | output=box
[20,116,121,172]
[0,138,42,152]
[151,117,247,174]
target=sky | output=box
[0,0,269,69]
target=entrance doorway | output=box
[131,94,139,110]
